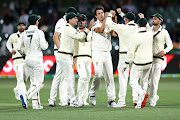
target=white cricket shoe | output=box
[75,99,84,107]
[89,96,96,106]
[83,101,89,106]
[20,94,28,109]
[48,99,56,107]
[33,105,43,109]
[116,103,126,108]
[13,88,20,100]
[108,101,118,108]
[59,101,68,106]
[150,96,159,107]
[135,92,146,109]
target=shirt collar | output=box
[29,25,38,29]
[152,25,162,31]
[138,27,146,32]
[63,15,67,23]
[127,20,135,25]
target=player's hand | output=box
[122,67,127,73]
[112,15,117,23]
[116,8,122,14]
[11,50,16,55]
[158,51,165,57]
[88,18,95,30]
[110,10,116,17]
[105,12,110,18]
[138,13,144,18]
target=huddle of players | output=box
[7,5,173,109]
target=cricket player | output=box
[88,6,117,107]
[106,9,138,107]
[6,21,28,101]
[139,13,173,107]
[49,7,78,107]
[122,18,153,109]
[74,14,92,107]
[17,14,49,109]
[56,12,94,107]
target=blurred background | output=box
[0,0,179,77]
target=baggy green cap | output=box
[17,21,26,26]
[123,12,135,20]
[28,14,41,25]
[66,12,78,22]
[66,7,78,14]
[151,13,163,21]
[137,18,147,26]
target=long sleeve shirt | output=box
[106,13,138,59]
[6,31,25,64]
[17,25,48,59]
[57,24,90,60]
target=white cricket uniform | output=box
[74,29,92,105]
[148,25,173,105]
[125,27,153,106]
[56,23,90,104]
[106,13,138,104]
[17,25,48,105]
[49,15,69,105]
[6,31,28,98]
[89,19,116,102]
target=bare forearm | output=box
[53,32,60,49]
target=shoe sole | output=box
[20,95,27,109]
[141,93,149,108]
[133,103,137,106]
[49,104,56,107]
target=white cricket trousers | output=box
[25,56,44,100]
[76,61,91,103]
[49,57,68,104]
[58,57,76,104]
[14,63,27,96]
[129,68,151,98]
[149,62,161,103]
[117,59,138,104]
[89,51,116,102]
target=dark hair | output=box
[139,24,146,27]
[94,5,104,15]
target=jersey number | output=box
[27,35,33,47]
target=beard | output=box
[152,22,159,26]
[19,29,25,32]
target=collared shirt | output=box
[106,13,138,59]
[55,15,67,34]
[57,23,90,59]
[92,19,112,52]
[125,27,153,70]
[17,25,48,58]
[6,31,26,63]
[152,25,173,54]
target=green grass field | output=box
[0,77,180,120]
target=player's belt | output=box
[54,49,58,51]
[153,56,164,60]
[133,62,152,66]
[119,52,127,54]
[12,56,25,61]
[73,55,92,58]
[58,51,73,56]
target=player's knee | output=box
[94,72,103,80]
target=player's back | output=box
[22,25,48,58]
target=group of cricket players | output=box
[6,5,173,109]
